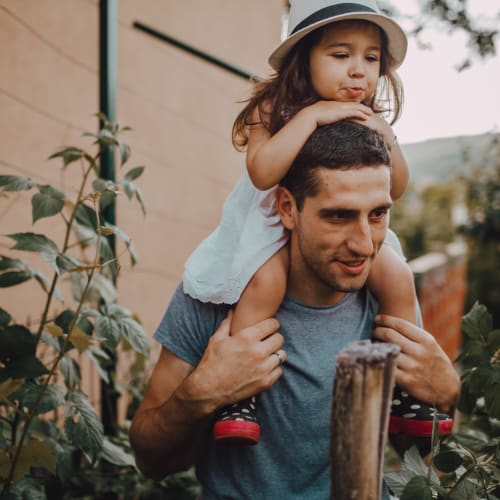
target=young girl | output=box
[183,0,453,444]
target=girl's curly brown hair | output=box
[232,20,404,151]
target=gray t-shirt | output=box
[154,284,391,499]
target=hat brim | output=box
[268,12,407,71]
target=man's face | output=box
[283,165,392,305]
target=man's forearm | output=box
[130,378,215,480]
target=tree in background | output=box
[383,0,498,70]
[460,135,500,327]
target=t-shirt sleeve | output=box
[153,283,229,366]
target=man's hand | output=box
[181,311,286,416]
[130,311,285,479]
[372,314,460,413]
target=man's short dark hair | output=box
[280,121,391,210]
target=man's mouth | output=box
[336,259,368,275]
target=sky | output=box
[393,0,500,144]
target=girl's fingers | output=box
[375,314,431,343]
[372,325,417,355]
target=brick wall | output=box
[409,241,467,362]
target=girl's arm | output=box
[246,100,374,190]
[362,114,409,201]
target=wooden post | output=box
[330,340,400,500]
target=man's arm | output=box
[372,314,460,413]
[130,312,285,480]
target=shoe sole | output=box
[389,416,453,436]
[213,420,260,445]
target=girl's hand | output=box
[372,314,460,413]
[305,100,373,127]
[358,113,395,144]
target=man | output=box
[130,121,460,499]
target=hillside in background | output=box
[400,132,498,188]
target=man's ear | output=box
[276,186,297,230]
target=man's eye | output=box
[329,210,351,220]
[370,209,388,220]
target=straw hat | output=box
[268,0,407,70]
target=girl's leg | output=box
[369,244,453,437]
[213,245,289,445]
[368,244,417,324]
[232,245,289,335]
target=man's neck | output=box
[286,271,347,308]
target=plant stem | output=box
[34,154,99,345]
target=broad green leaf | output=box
[55,253,82,274]
[103,223,138,265]
[75,203,99,230]
[485,383,500,418]
[118,140,131,165]
[92,178,118,209]
[400,476,433,500]
[95,315,121,349]
[135,184,147,215]
[100,437,136,467]
[105,303,131,319]
[97,128,117,146]
[6,233,59,273]
[433,447,467,473]
[0,270,32,287]
[84,348,109,383]
[118,317,149,356]
[461,302,492,341]
[385,446,439,497]
[72,272,117,306]
[31,185,64,223]
[0,475,46,498]
[11,381,66,415]
[59,356,81,388]
[487,329,500,353]
[54,309,93,335]
[0,378,24,399]
[48,146,85,167]
[0,356,49,383]
[457,340,490,368]
[0,256,27,271]
[0,324,36,358]
[56,446,79,483]
[124,166,144,181]
[0,307,12,327]
[40,331,60,351]
[64,390,104,463]
[448,476,481,499]
[121,178,147,216]
[0,175,36,192]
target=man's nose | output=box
[346,219,374,256]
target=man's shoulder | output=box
[153,283,230,365]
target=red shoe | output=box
[213,396,260,445]
[389,386,453,436]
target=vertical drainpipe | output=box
[99,0,118,436]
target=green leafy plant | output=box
[385,302,500,499]
[0,116,152,497]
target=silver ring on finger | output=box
[273,351,284,365]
